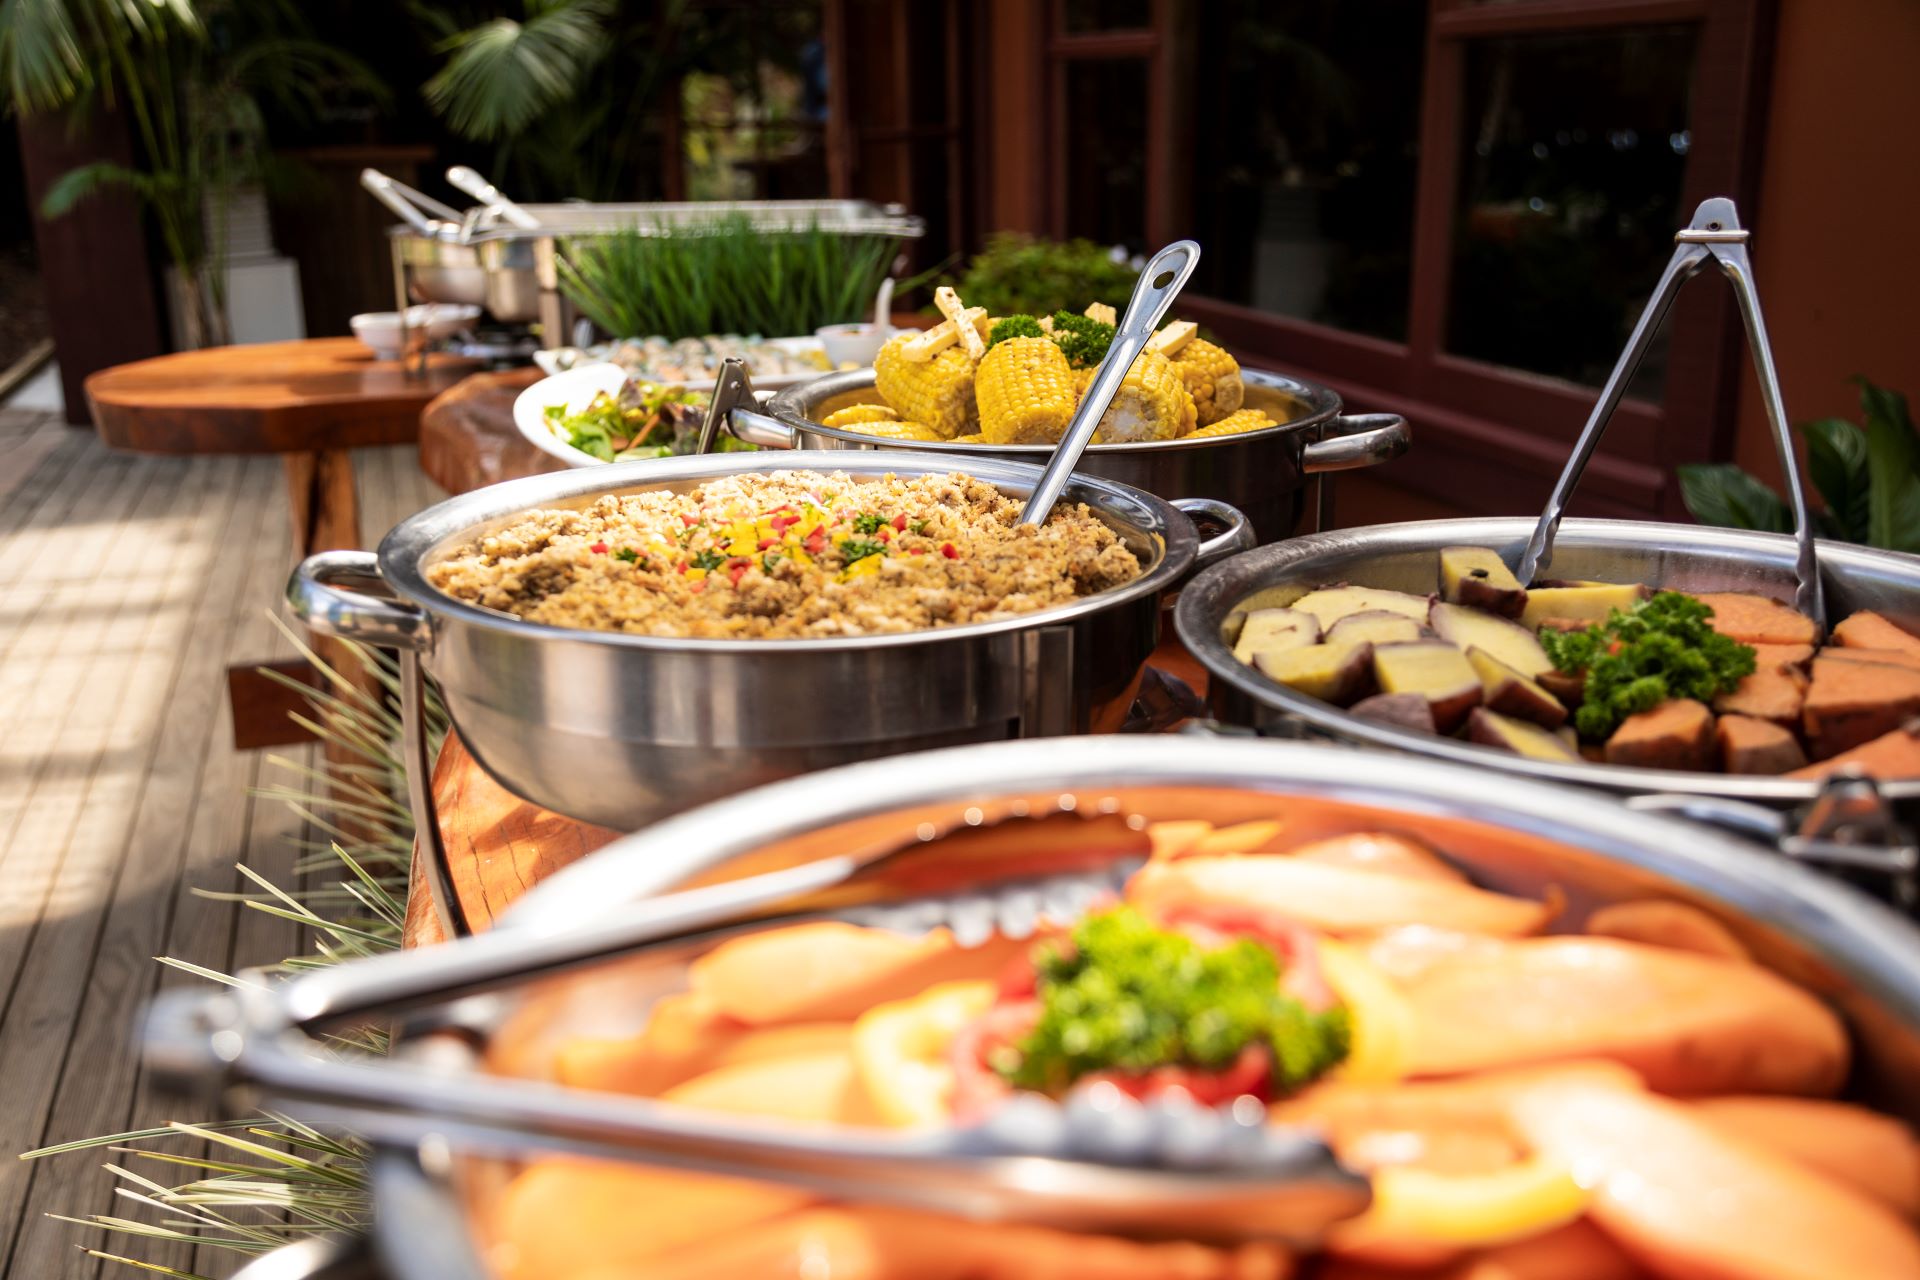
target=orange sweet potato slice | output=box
[1750,641,1815,670]
[1693,591,1820,646]
[1820,645,1920,673]
[1127,855,1554,938]
[1584,900,1752,961]
[1833,610,1920,658]
[661,1048,888,1126]
[1288,832,1470,885]
[1715,713,1808,775]
[557,1018,854,1098]
[1788,722,1920,781]
[1399,937,1849,1095]
[1692,1096,1920,1218]
[1602,699,1714,771]
[1507,1079,1920,1280]
[1802,654,1920,758]
[1713,661,1809,729]
[493,1159,813,1280]
[688,922,1025,1025]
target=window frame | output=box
[1024,0,1776,518]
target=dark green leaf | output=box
[1676,463,1791,533]
[1866,412,1920,553]
[1799,417,1871,542]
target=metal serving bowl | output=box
[287,451,1250,832]
[1175,516,1920,804]
[725,366,1410,544]
[161,736,1920,1280]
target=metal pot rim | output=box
[765,366,1342,453]
[1174,515,1920,802]
[497,735,1920,1025]
[375,449,1199,653]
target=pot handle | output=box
[1173,497,1256,570]
[725,406,799,449]
[697,357,799,452]
[1302,413,1411,474]
[287,552,432,652]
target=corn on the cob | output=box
[1183,408,1276,439]
[952,432,986,444]
[1089,351,1196,443]
[1172,339,1245,426]
[841,419,945,441]
[975,336,1078,444]
[874,333,977,438]
[822,403,898,428]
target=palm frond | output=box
[0,0,95,112]
[37,158,156,216]
[424,0,612,141]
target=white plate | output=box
[512,363,636,468]
[530,335,831,387]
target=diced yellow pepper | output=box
[1333,1153,1587,1251]
[1316,940,1414,1085]
[851,980,996,1128]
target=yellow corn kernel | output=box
[841,419,944,442]
[874,334,977,438]
[1093,350,1196,443]
[951,432,987,444]
[975,336,1078,444]
[1173,338,1245,425]
[1183,408,1277,439]
[822,403,899,428]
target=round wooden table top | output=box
[86,336,481,455]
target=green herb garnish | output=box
[688,549,727,572]
[1048,310,1115,367]
[761,553,782,574]
[613,547,640,564]
[909,519,928,535]
[837,537,887,564]
[987,314,1046,348]
[1542,592,1757,740]
[998,907,1348,1097]
[851,512,886,535]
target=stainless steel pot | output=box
[737,367,1410,545]
[1175,516,1920,805]
[287,451,1251,837]
[149,736,1920,1280]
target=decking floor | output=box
[0,408,444,1278]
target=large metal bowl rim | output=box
[1176,516,1920,802]
[375,449,1198,654]
[498,735,1920,1031]
[765,367,1341,454]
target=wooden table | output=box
[87,338,480,757]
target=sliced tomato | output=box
[1081,1043,1272,1106]
[1153,901,1336,1011]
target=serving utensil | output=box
[1516,198,1823,626]
[445,166,541,231]
[1021,240,1201,525]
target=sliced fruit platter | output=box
[1227,547,1920,780]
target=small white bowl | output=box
[814,322,892,369]
[350,312,405,360]
[350,304,483,360]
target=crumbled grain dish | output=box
[425,470,1144,639]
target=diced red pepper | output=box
[877,527,891,541]
[589,542,608,555]
[892,513,908,531]
[688,580,705,593]
[680,514,701,527]
[728,562,750,585]
[770,513,801,532]
[757,537,779,550]
[909,547,926,556]
[941,542,959,559]
[675,560,689,574]
[804,528,828,555]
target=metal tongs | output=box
[141,804,1367,1247]
[1517,197,1824,628]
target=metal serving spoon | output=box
[1020,240,1202,525]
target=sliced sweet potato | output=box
[1256,640,1375,706]
[1802,654,1920,758]
[1467,708,1581,762]
[1692,1096,1920,1218]
[494,1159,814,1280]
[1534,667,1584,707]
[1401,936,1850,1095]
[1465,647,1568,729]
[1329,610,1427,649]
[1350,691,1439,735]
[1507,1079,1920,1280]
[1788,721,1920,781]
[1584,900,1752,962]
[1693,591,1820,646]
[1715,713,1808,775]
[1438,546,1528,618]
[1751,641,1816,671]
[661,1048,887,1125]
[1373,642,1483,734]
[1128,855,1555,938]
[1713,660,1809,728]
[1602,699,1714,771]
[557,1006,854,1098]
[1232,606,1321,664]
[1520,584,1648,628]
[1289,832,1469,885]
[1820,646,1920,673]
[1833,609,1920,658]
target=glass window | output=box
[1444,26,1699,391]
[1061,59,1151,250]
[1183,0,1428,341]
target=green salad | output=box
[543,381,757,462]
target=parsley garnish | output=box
[910,519,928,535]
[613,547,639,564]
[688,549,727,572]
[838,537,887,564]
[761,553,782,574]
[998,907,1349,1097]
[1048,311,1116,367]
[851,513,886,535]
[1542,592,1757,740]
[987,315,1046,348]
